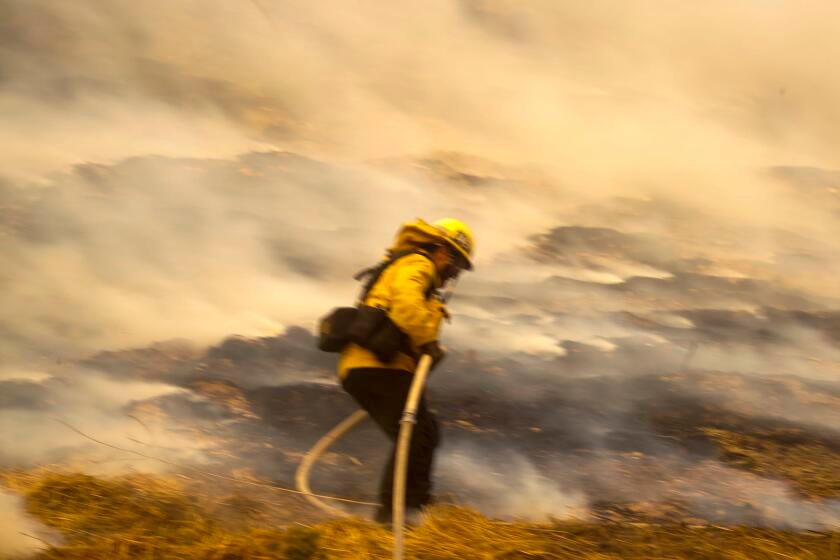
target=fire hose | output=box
[294,354,434,560]
[294,408,369,518]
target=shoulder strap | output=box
[353,249,437,304]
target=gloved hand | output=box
[420,341,446,370]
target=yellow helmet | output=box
[432,217,474,270]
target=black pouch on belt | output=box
[319,304,415,362]
[346,305,388,345]
[348,305,414,363]
[365,317,413,363]
[317,307,358,352]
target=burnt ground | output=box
[239,371,840,525]
[17,329,836,530]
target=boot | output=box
[373,506,423,528]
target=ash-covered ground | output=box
[4,320,837,531]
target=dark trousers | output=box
[341,368,440,514]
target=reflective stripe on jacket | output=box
[338,252,445,379]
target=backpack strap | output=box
[353,249,437,305]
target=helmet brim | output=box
[445,241,473,270]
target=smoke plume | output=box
[1,0,838,529]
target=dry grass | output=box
[2,471,838,559]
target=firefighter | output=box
[338,217,474,524]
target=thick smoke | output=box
[1,0,839,529]
[438,446,588,520]
[0,368,214,472]
[5,1,840,222]
[3,0,840,367]
[437,443,840,530]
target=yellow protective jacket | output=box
[337,250,446,379]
